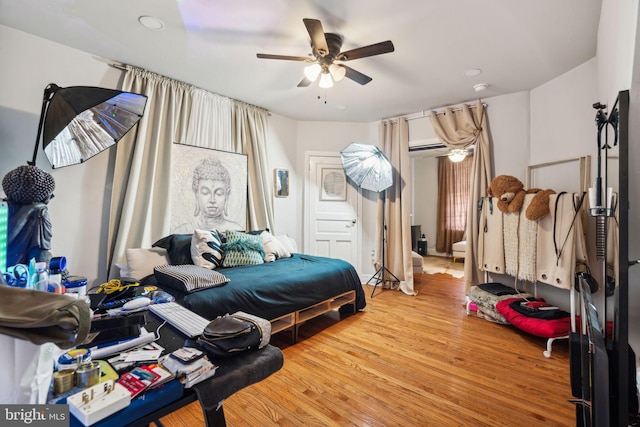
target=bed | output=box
[127,232,366,342]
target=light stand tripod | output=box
[367,190,400,297]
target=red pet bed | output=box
[495,297,571,338]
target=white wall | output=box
[266,113,299,239]
[530,58,599,168]
[295,121,379,276]
[484,91,531,181]
[0,25,121,286]
[597,0,638,106]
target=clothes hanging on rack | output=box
[478,197,505,274]
[478,192,588,290]
[536,193,588,289]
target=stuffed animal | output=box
[525,189,556,221]
[487,175,532,213]
[487,175,554,220]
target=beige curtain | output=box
[377,118,416,295]
[185,89,234,152]
[108,67,192,277]
[108,66,273,276]
[430,101,492,292]
[233,103,274,232]
[436,155,473,253]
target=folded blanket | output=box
[478,282,519,296]
[508,299,570,320]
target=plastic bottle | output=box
[34,262,49,291]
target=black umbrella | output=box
[30,83,148,168]
[340,143,393,193]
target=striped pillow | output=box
[154,264,230,292]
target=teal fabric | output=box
[222,231,265,267]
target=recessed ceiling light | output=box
[335,104,347,110]
[473,83,489,92]
[139,16,165,30]
[463,68,483,77]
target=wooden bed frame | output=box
[269,290,356,342]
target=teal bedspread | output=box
[166,254,366,321]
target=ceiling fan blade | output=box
[342,65,373,85]
[303,18,329,57]
[297,77,313,87]
[337,40,395,61]
[256,53,311,61]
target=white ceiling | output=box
[0,0,602,122]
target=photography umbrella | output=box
[340,143,393,192]
[340,143,399,297]
[30,83,148,168]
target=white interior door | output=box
[305,153,360,270]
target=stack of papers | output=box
[160,350,218,388]
[107,342,164,373]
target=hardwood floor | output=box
[158,273,575,426]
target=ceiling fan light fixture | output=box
[329,64,346,81]
[319,72,334,89]
[304,63,322,81]
[448,148,468,163]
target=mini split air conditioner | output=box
[408,138,447,154]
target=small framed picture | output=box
[274,168,289,198]
[320,167,347,201]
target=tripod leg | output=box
[368,266,384,298]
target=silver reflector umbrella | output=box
[340,143,393,193]
[340,142,398,297]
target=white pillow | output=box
[116,263,130,278]
[125,247,170,279]
[276,234,298,254]
[191,229,224,269]
[261,231,291,262]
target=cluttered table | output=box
[55,308,284,427]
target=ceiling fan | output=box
[257,18,394,88]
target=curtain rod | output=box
[383,101,487,122]
[107,61,271,115]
